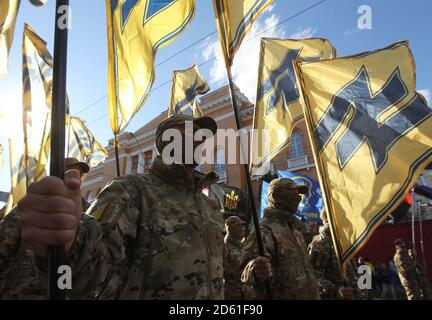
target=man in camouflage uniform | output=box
[408,249,430,299]
[240,178,320,299]
[223,216,244,300]
[308,209,364,300]
[0,158,91,299]
[18,114,225,299]
[393,239,422,300]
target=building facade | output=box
[81,84,318,202]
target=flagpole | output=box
[48,0,70,300]
[226,66,272,299]
[418,202,426,267]
[114,134,121,177]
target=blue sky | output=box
[1,0,432,194]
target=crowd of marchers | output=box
[0,114,430,300]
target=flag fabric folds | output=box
[23,23,55,112]
[7,139,41,210]
[9,140,28,207]
[209,183,251,220]
[260,170,323,222]
[0,0,20,79]
[294,41,432,267]
[212,0,273,67]
[22,23,54,181]
[168,64,209,117]
[251,38,336,175]
[106,0,196,135]
[68,116,108,168]
[0,0,48,79]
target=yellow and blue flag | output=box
[0,0,20,79]
[68,117,108,168]
[9,143,28,205]
[22,23,55,181]
[23,23,54,115]
[168,64,209,117]
[251,38,336,175]
[0,0,48,79]
[7,139,41,211]
[260,170,323,222]
[106,0,196,135]
[212,0,273,67]
[294,41,432,267]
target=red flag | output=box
[405,192,412,206]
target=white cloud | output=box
[290,27,317,39]
[419,89,431,106]
[202,11,317,102]
[343,27,369,37]
[266,4,275,13]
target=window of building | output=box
[131,155,139,174]
[290,132,305,159]
[143,150,153,173]
[122,157,127,176]
[215,148,225,173]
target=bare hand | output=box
[251,254,272,282]
[19,170,82,257]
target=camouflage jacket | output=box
[0,206,97,300]
[223,235,243,299]
[37,157,225,300]
[308,224,342,299]
[308,224,362,299]
[394,251,420,290]
[0,209,20,278]
[240,207,320,300]
[0,208,46,299]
